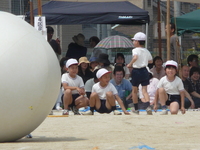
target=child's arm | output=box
[62,83,85,95]
[184,90,195,109]
[180,90,186,114]
[127,55,138,68]
[115,95,130,115]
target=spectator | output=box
[89,36,107,59]
[47,26,62,58]
[66,33,87,60]
[187,54,199,69]
[188,67,200,108]
[78,57,93,84]
[114,53,130,79]
[138,72,159,109]
[89,57,99,72]
[150,56,165,80]
[110,66,132,109]
[180,65,195,109]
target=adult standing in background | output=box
[47,26,62,58]
[89,36,107,59]
[66,33,87,60]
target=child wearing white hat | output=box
[154,60,185,115]
[82,68,130,115]
[127,32,153,115]
[61,58,89,115]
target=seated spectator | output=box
[85,69,99,98]
[188,67,200,108]
[95,53,114,79]
[138,72,159,109]
[59,57,69,74]
[187,54,199,69]
[180,65,195,109]
[78,57,93,84]
[62,59,89,115]
[150,56,165,80]
[82,68,130,115]
[89,57,99,72]
[110,66,132,109]
[114,53,130,79]
[66,33,87,60]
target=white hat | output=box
[96,68,111,79]
[165,60,178,69]
[66,58,78,68]
[131,32,146,41]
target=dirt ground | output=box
[1,110,200,150]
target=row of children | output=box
[61,32,186,116]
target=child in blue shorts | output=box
[82,68,130,115]
[127,32,153,115]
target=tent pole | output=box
[30,0,34,26]
[37,0,42,16]
[166,0,170,60]
[145,23,148,49]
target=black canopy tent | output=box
[26,1,149,25]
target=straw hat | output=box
[79,57,90,65]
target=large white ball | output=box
[0,12,61,142]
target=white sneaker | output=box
[62,109,69,115]
[131,107,139,115]
[82,110,93,115]
[160,109,168,115]
[113,110,122,115]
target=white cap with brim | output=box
[131,32,146,41]
[66,58,78,68]
[165,60,178,69]
[96,68,111,79]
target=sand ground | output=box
[1,110,200,150]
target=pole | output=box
[157,0,162,57]
[166,0,170,60]
[37,0,42,16]
[145,23,148,49]
[30,0,34,26]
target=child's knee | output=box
[90,92,98,98]
[106,91,113,98]
[158,88,165,94]
[64,89,72,95]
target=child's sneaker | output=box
[113,110,122,115]
[160,109,168,115]
[62,109,69,115]
[131,107,139,115]
[82,110,94,115]
[71,106,81,115]
[146,106,153,115]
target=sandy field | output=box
[1,110,200,150]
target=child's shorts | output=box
[166,94,181,106]
[131,67,149,87]
[96,99,112,114]
[61,93,80,107]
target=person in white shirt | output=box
[82,68,130,115]
[127,32,153,115]
[61,59,89,115]
[154,60,186,115]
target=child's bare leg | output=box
[169,102,179,114]
[75,96,89,109]
[142,86,150,102]
[105,91,116,110]
[132,86,139,110]
[89,92,101,112]
[63,89,72,109]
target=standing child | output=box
[154,60,185,115]
[127,32,153,115]
[62,58,89,115]
[82,68,130,115]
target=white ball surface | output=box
[0,12,61,142]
